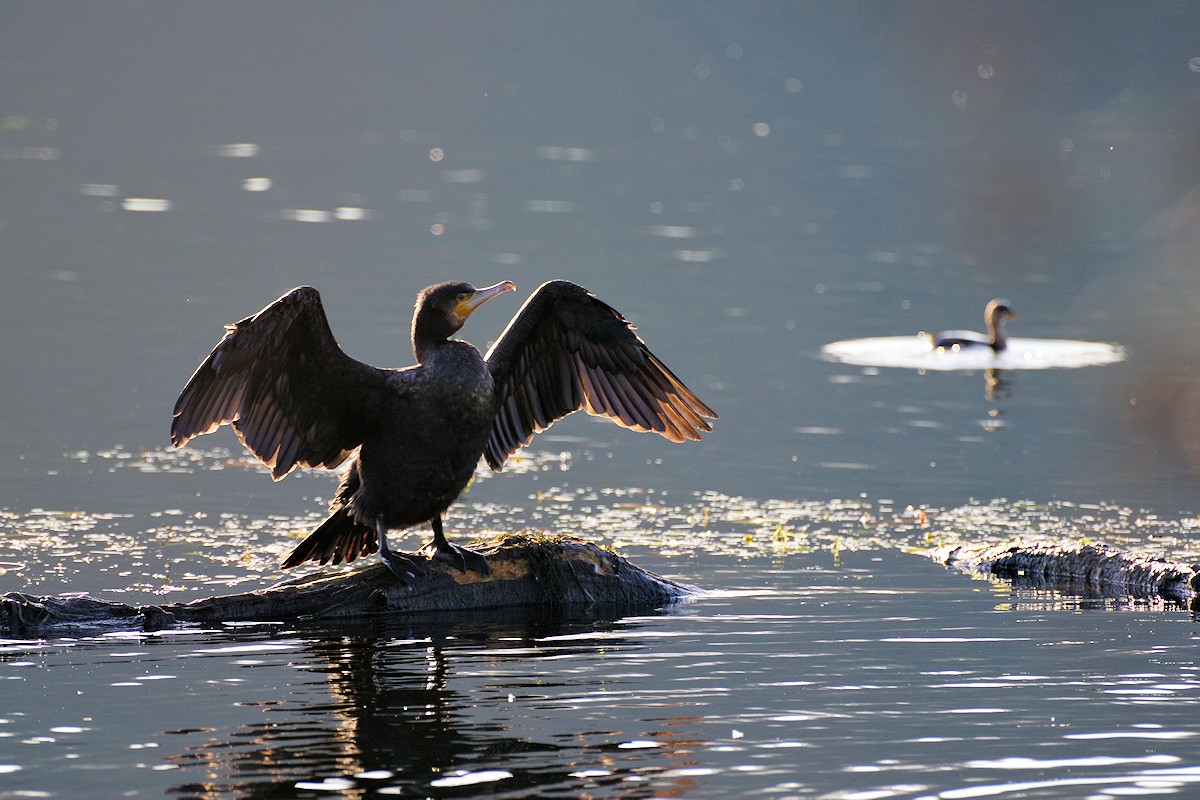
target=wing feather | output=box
[591,367,637,428]
[612,373,659,431]
[577,361,606,417]
[171,286,388,479]
[483,280,717,470]
[560,353,580,409]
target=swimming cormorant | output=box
[171,280,717,579]
[927,298,1016,353]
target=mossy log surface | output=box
[934,540,1200,603]
[1,534,693,634]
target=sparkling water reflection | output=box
[8,447,1200,608]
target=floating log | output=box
[0,533,692,634]
[934,540,1200,604]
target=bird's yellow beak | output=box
[456,281,516,318]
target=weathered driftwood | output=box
[934,540,1200,603]
[1,534,692,633]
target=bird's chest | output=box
[391,366,494,435]
[354,374,490,524]
[369,368,495,478]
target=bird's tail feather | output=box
[281,507,378,569]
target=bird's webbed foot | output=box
[375,522,431,582]
[421,520,490,575]
[421,540,491,575]
[378,547,431,581]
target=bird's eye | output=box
[457,293,468,302]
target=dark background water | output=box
[4,3,1200,798]
[6,1,1200,515]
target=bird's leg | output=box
[376,521,428,581]
[421,516,491,575]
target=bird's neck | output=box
[413,335,450,364]
[988,321,1007,351]
[411,314,462,364]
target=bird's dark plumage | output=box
[482,281,713,469]
[171,279,717,579]
[928,298,1016,353]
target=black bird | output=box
[927,298,1016,353]
[171,280,717,579]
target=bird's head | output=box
[986,298,1016,326]
[412,280,516,358]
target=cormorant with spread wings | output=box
[171,280,716,579]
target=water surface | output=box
[4,3,1200,797]
[5,548,1200,799]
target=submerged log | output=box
[934,540,1200,604]
[1,533,692,634]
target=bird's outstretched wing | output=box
[171,286,388,479]
[483,280,717,470]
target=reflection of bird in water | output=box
[926,298,1016,352]
[984,368,1011,401]
[171,280,717,579]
